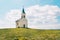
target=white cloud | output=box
[26,5,60,29]
[26,5,60,24]
[0,19,16,29]
[0,9,21,29]
[6,9,21,22]
[1,5,60,29]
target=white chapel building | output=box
[16,8,28,28]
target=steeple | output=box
[16,7,28,28]
[21,8,26,18]
[22,8,25,14]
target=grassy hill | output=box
[0,28,60,40]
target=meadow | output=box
[0,28,60,40]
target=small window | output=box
[24,15,25,18]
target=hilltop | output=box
[0,28,60,40]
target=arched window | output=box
[24,15,25,18]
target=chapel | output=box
[16,8,28,28]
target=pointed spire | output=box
[22,7,25,14]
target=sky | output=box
[0,0,60,29]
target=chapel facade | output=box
[16,8,28,28]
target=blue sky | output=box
[0,0,60,17]
[0,0,60,18]
[0,0,60,29]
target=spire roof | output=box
[22,8,25,14]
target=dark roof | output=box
[22,8,25,14]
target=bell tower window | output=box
[24,15,25,18]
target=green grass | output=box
[0,28,60,40]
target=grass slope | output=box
[0,28,60,40]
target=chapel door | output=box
[23,24,25,28]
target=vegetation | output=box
[0,28,60,40]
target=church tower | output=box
[16,8,28,28]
